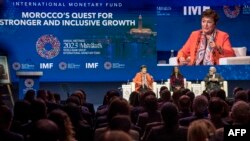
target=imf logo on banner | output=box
[85,63,99,69]
[183,6,210,15]
[223,6,241,18]
[36,34,61,59]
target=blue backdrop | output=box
[0,0,250,82]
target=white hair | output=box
[209,66,216,72]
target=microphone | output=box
[127,79,130,85]
[209,35,214,43]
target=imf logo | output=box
[40,63,53,69]
[85,63,98,69]
[183,6,210,15]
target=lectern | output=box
[16,71,43,100]
[122,84,132,101]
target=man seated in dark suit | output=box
[0,105,24,141]
[179,95,209,127]
[204,66,224,93]
[145,102,187,141]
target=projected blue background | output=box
[0,0,250,82]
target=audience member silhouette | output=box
[98,130,132,141]
[146,102,187,141]
[29,119,59,141]
[188,119,216,141]
[179,95,209,127]
[48,109,76,141]
[0,105,24,141]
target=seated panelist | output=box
[133,65,154,94]
[170,66,184,91]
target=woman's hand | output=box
[179,57,190,65]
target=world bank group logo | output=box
[223,6,241,18]
[12,62,21,70]
[59,62,67,70]
[104,61,112,70]
[36,34,60,59]
[24,78,34,88]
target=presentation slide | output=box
[0,0,250,82]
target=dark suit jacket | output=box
[83,102,95,116]
[204,73,224,92]
[146,125,187,141]
[0,129,24,141]
[136,111,162,133]
[179,115,208,127]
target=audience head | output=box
[48,109,75,141]
[63,102,84,127]
[161,102,179,127]
[107,97,130,123]
[208,97,225,117]
[104,89,120,105]
[109,115,131,133]
[30,99,47,121]
[53,93,61,104]
[143,95,158,112]
[24,89,36,103]
[29,119,59,141]
[37,89,48,102]
[233,87,243,95]
[71,90,84,105]
[140,90,156,105]
[128,91,140,107]
[216,89,226,101]
[159,86,168,94]
[202,90,210,101]
[234,90,248,102]
[186,91,195,103]
[231,101,250,125]
[79,89,87,102]
[181,88,190,95]
[188,119,216,141]
[47,91,56,103]
[172,90,183,105]
[99,130,132,141]
[66,95,81,106]
[193,95,208,116]
[160,89,171,102]
[209,89,217,98]
[178,95,191,111]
